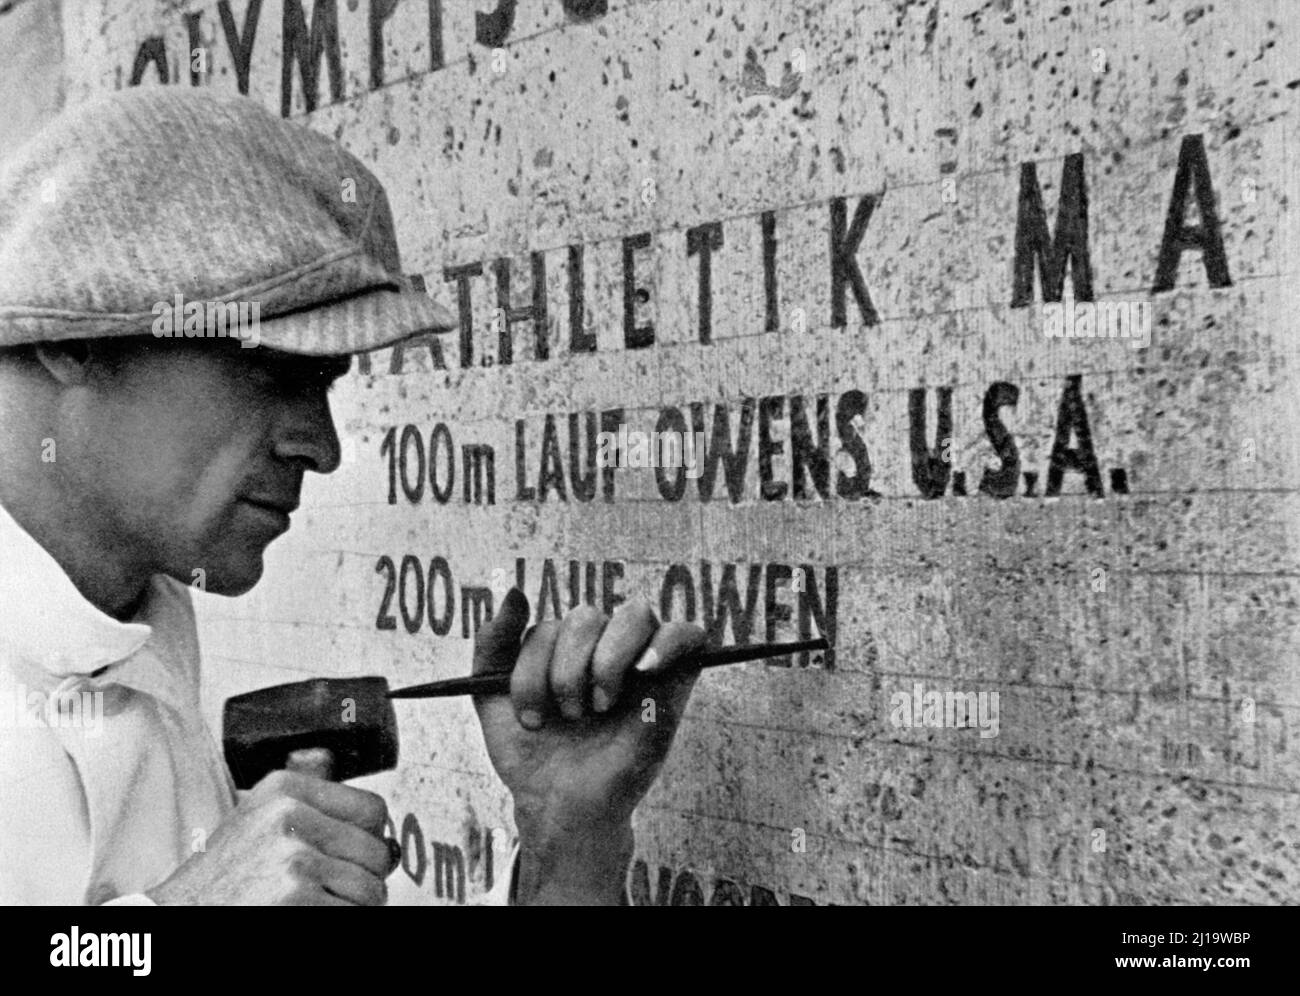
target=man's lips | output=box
[239,497,298,523]
[242,492,299,513]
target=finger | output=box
[312,853,388,906]
[285,747,334,781]
[287,805,393,878]
[510,620,560,729]
[266,772,388,838]
[631,666,701,767]
[472,587,530,676]
[632,619,708,676]
[277,880,352,907]
[623,623,707,765]
[549,605,608,720]
[590,599,658,714]
[386,837,403,875]
[298,888,351,907]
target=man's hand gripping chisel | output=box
[222,637,829,789]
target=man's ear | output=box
[32,340,93,385]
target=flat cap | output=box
[0,86,456,355]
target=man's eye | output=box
[261,365,318,389]
[249,357,345,395]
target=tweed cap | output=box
[0,87,456,355]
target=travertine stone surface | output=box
[27,0,1299,904]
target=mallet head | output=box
[222,677,398,789]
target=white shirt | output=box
[0,502,514,905]
[0,501,233,904]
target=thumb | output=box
[629,669,700,771]
[472,587,530,676]
[285,747,335,781]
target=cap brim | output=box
[251,286,459,357]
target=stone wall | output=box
[8,0,1295,903]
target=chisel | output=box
[223,637,829,788]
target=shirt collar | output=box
[0,501,169,679]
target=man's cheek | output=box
[170,500,266,583]
[182,471,245,544]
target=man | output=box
[0,87,704,905]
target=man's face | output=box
[69,338,350,596]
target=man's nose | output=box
[271,394,342,474]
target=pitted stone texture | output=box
[51,0,1300,903]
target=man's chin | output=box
[168,558,264,596]
[210,572,263,597]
